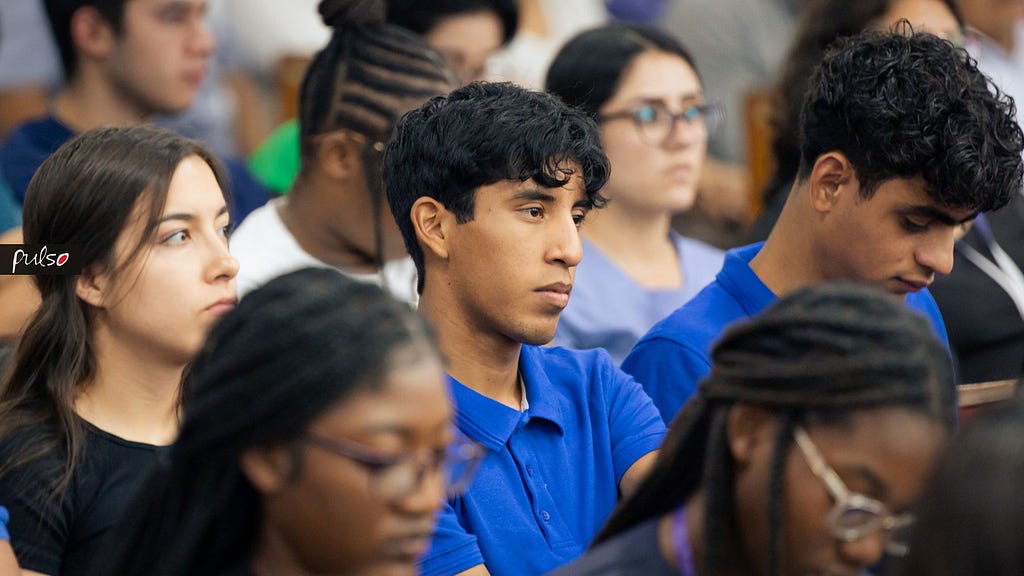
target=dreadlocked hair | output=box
[594,282,956,576]
[106,267,438,576]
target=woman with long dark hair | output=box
[0,125,238,575]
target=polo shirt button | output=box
[541,510,551,522]
[526,466,534,477]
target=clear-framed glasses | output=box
[301,429,485,504]
[598,101,724,146]
[793,426,916,557]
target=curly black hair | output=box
[383,81,611,293]
[798,26,1024,212]
[764,0,964,203]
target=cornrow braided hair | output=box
[107,267,438,576]
[299,0,458,149]
[297,0,456,278]
[594,282,956,576]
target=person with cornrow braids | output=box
[552,282,958,576]
[229,0,458,303]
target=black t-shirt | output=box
[0,419,165,575]
[546,519,678,576]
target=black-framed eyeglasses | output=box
[793,426,916,557]
[300,430,485,503]
[598,101,723,146]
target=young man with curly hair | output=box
[622,27,1024,423]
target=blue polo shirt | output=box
[420,345,666,576]
[621,242,951,424]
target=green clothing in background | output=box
[248,119,300,195]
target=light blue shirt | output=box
[555,233,724,364]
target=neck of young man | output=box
[418,288,524,410]
[749,188,827,297]
[52,72,151,132]
[583,200,683,289]
[280,181,381,275]
[74,324,184,446]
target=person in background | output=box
[545,23,724,364]
[622,28,1023,424]
[929,0,1024,383]
[385,81,666,576]
[107,268,483,576]
[553,283,957,576]
[749,0,964,242]
[0,125,238,576]
[228,0,457,302]
[0,0,269,222]
[247,0,518,195]
[900,395,1024,576]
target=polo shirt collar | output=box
[717,242,777,316]
[447,346,567,452]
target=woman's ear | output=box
[240,444,297,495]
[727,403,777,468]
[75,265,108,309]
[410,197,450,261]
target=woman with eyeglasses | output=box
[106,267,483,576]
[549,282,957,576]
[545,23,725,365]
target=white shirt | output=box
[230,197,419,304]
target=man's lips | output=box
[536,282,572,308]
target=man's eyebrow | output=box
[511,188,557,203]
[903,205,976,226]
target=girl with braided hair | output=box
[230,0,458,302]
[107,267,483,576]
[552,283,957,576]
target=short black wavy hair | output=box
[799,26,1024,212]
[383,81,611,293]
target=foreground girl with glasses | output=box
[550,283,956,576]
[107,267,482,576]
[545,23,725,365]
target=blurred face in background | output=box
[597,50,709,217]
[424,9,504,85]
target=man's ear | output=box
[808,152,855,213]
[410,197,451,261]
[726,403,777,468]
[240,445,296,495]
[315,132,364,181]
[69,6,117,61]
[75,265,109,309]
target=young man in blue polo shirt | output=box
[622,28,1024,424]
[383,82,666,576]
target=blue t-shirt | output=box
[554,233,724,365]
[621,242,952,424]
[420,345,666,576]
[0,116,270,224]
[0,175,19,234]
